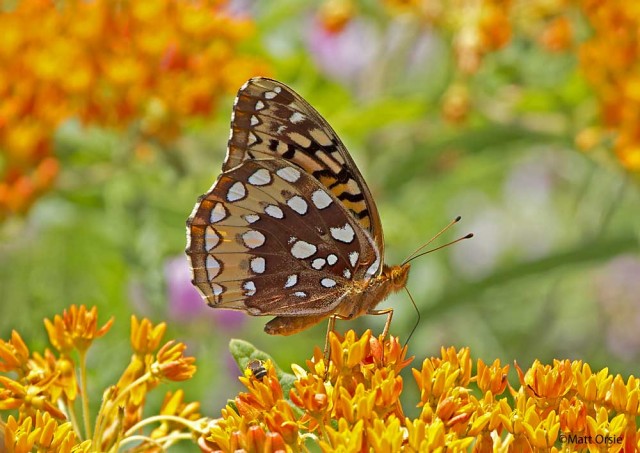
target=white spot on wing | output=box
[349,251,359,268]
[227,181,247,202]
[243,281,256,296]
[290,112,305,124]
[294,291,307,298]
[311,190,333,209]
[274,86,282,93]
[291,240,317,259]
[287,196,308,215]
[284,274,298,288]
[250,257,265,274]
[265,204,284,219]
[242,230,266,249]
[277,125,287,135]
[365,258,380,277]
[206,256,221,279]
[343,269,351,279]
[248,132,259,146]
[248,168,271,186]
[276,167,301,183]
[205,227,220,251]
[244,214,260,224]
[264,91,277,99]
[212,283,224,296]
[250,115,259,126]
[321,278,336,288]
[327,254,338,265]
[311,258,326,270]
[255,100,265,111]
[330,223,355,243]
[210,203,227,223]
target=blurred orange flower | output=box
[0,0,270,219]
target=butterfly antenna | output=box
[404,233,474,264]
[403,286,420,348]
[401,216,462,266]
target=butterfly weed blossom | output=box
[2,308,640,451]
[0,305,204,452]
[203,330,640,452]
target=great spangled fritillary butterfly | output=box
[186,77,410,343]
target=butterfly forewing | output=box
[225,78,384,255]
[186,158,381,317]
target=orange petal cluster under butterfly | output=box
[204,331,640,452]
[2,306,640,451]
[0,0,269,219]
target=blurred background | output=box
[1,0,639,420]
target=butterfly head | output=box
[385,263,411,291]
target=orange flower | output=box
[584,407,626,453]
[3,411,92,453]
[368,332,413,373]
[0,0,270,218]
[515,359,573,403]
[0,330,30,374]
[290,364,331,420]
[0,375,66,419]
[559,396,587,434]
[521,408,560,449]
[152,340,197,382]
[148,390,202,441]
[319,418,364,452]
[413,346,472,408]
[573,361,612,406]
[608,375,640,416]
[28,350,78,402]
[539,16,573,52]
[476,358,509,395]
[44,305,113,353]
[130,315,166,355]
[317,0,356,33]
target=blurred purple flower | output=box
[164,256,245,331]
[596,255,640,360]
[306,18,378,85]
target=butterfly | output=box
[186,77,410,349]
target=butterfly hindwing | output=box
[225,77,384,254]
[186,158,381,317]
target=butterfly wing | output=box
[186,158,382,317]
[224,77,384,256]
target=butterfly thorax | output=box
[335,263,411,320]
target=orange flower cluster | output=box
[0,305,200,452]
[207,330,640,452]
[0,0,270,218]
[578,0,640,171]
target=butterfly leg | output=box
[323,314,351,371]
[367,308,394,339]
[367,308,394,365]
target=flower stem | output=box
[64,398,82,439]
[124,414,206,437]
[78,349,92,439]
